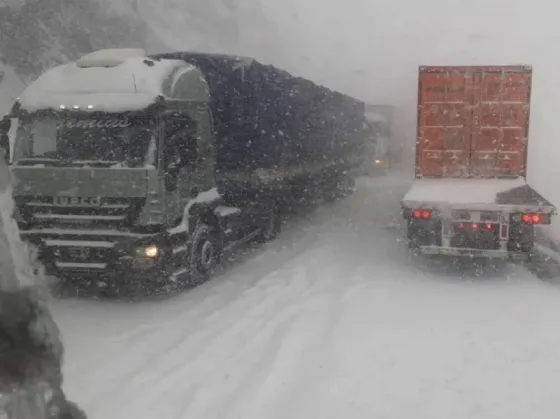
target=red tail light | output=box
[521,213,550,224]
[412,209,431,219]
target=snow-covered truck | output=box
[0,48,366,289]
[402,65,556,259]
[363,104,394,173]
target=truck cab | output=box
[363,104,394,174]
[0,49,277,290]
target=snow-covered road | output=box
[52,173,560,419]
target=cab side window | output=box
[163,115,198,169]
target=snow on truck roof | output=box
[18,48,210,113]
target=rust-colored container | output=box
[416,65,532,178]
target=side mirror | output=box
[0,117,10,135]
[0,134,10,164]
[164,162,179,192]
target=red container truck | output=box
[401,65,556,259]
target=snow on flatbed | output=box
[401,176,546,210]
[51,173,560,419]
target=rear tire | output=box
[188,222,221,283]
[256,203,281,243]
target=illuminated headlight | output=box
[374,159,382,164]
[87,105,94,109]
[59,104,66,109]
[137,245,159,258]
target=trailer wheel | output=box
[256,203,281,243]
[189,222,221,283]
[406,223,420,249]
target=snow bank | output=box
[0,61,26,159]
[0,61,26,117]
[402,177,527,207]
[18,55,191,113]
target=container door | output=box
[417,69,474,177]
[470,69,531,177]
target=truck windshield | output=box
[13,115,156,167]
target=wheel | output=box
[406,223,419,249]
[256,203,281,243]
[188,222,221,283]
[323,173,355,202]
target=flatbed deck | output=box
[402,178,555,213]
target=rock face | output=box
[0,0,162,82]
[0,288,87,419]
[0,0,278,84]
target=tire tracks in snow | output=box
[75,214,338,412]
[86,245,337,418]
[173,254,362,419]
[75,176,409,417]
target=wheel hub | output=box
[200,240,214,269]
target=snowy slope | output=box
[0,61,25,117]
[51,173,560,419]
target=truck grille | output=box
[15,196,145,230]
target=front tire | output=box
[189,222,221,283]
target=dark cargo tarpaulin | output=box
[150,52,367,178]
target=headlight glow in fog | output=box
[142,245,159,258]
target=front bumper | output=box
[20,230,186,282]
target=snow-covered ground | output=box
[51,173,560,419]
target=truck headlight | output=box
[137,244,159,258]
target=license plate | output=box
[67,247,91,260]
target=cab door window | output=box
[163,115,198,170]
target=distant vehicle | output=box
[401,65,556,259]
[0,48,367,291]
[362,104,396,174]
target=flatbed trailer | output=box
[402,65,556,259]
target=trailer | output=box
[150,52,366,202]
[402,65,556,259]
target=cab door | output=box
[161,113,199,225]
[161,107,217,227]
